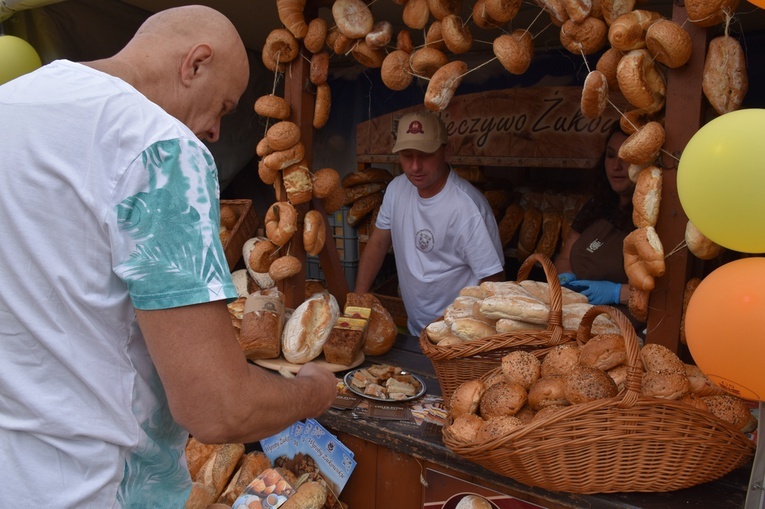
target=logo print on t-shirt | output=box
[416,229,434,253]
[407,120,424,135]
[586,238,604,253]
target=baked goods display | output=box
[339,167,393,229]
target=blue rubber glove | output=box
[566,280,622,305]
[557,272,577,286]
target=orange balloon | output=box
[685,257,765,401]
[747,0,765,8]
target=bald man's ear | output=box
[180,43,214,85]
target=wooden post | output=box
[645,4,709,350]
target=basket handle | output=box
[576,305,642,409]
[516,253,564,331]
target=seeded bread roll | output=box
[501,350,542,389]
[579,333,627,371]
[702,394,753,431]
[528,375,569,410]
[640,342,685,373]
[477,415,524,442]
[479,380,528,419]
[450,379,487,418]
[312,167,341,199]
[632,165,663,227]
[541,343,581,377]
[564,366,618,404]
[628,285,649,322]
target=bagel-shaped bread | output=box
[310,51,329,85]
[351,40,386,68]
[283,164,313,205]
[313,83,331,129]
[441,14,473,54]
[685,0,741,27]
[246,237,279,273]
[631,165,663,228]
[403,0,431,29]
[304,17,328,53]
[425,60,467,112]
[618,121,664,165]
[559,17,608,55]
[264,201,298,246]
[409,47,449,78]
[266,121,301,151]
[262,49,286,73]
[607,9,662,51]
[277,0,308,39]
[617,49,666,110]
[397,28,414,53]
[596,47,624,91]
[381,50,414,91]
[311,167,341,199]
[365,20,393,49]
[263,28,299,66]
[263,142,305,171]
[623,226,665,291]
[685,220,722,260]
[254,94,291,120]
[492,33,531,75]
[332,0,374,39]
[581,70,609,119]
[303,209,327,256]
[485,0,522,23]
[645,19,692,68]
[427,0,462,20]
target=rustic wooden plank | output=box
[645,4,708,351]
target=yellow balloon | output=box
[0,35,42,85]
[677,109,765,253]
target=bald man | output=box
[0,6,336,507]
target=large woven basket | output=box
[442,305,756,494]
[420,253,577,403]
[221,199,260,271]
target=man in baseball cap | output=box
[355,109,505,336]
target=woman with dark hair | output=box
[554,130,641,321]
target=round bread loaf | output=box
[618,121,665,165]
[403,0,430,29]
[425,21,445,50]
[441,14,473,54]
[501,350,541,389]
[381,50,414,91]
[532,404,568,422]
[304,17,328,53]
[263,28,299,66]
[254,94,291,120]
[579,333,627,371]
[409,47,449,78]
[541,343,581,377]
[479,380,528,419]
[641,370,690,400]
[282,291,340,364]
[685,220,722,260]
[581,70,609,119]
[564,366,618,404]
[562,0,592,23]
[559,17,608,55]
[619,107,657,135]
[528,375,568,409]
[303,209,326,256]
[476,415,524,442]
[631,165,663,228]
[352,40,386,68]
[493,33,532,75]
[427,0,462,19]
[450,379,486,418]
[425,60,467,112]
[645,19,692,68]
[312,167,340,199]
[685,0,741,27]
[265,201,298,246]
[332,0,374,39]
[617,49,666,110]
[365,20,393,49]
[263,142,305,171]
[266,121,301,151]
[269,254,302,281]
[472,0,503,28]
[446,413,485,443]
[426,319,453,343]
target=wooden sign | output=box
[356,87,625,169]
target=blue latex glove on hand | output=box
[566,280,622,305]
[557,272,577,286]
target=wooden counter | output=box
[319,334,752,509]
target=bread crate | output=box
[220,199,259,271]
[327,206,359,263]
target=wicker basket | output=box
[420,253,577,403]
[442,305,756,494]
[221,199,260,271]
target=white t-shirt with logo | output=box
[0,60,236,507]
[376,170,504,335]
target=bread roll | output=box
[403,0,430,29]
[283,164,313,205]
[532,404,567,422]
[397,28,414,53]
[596,47,624,91]
[479,380,528,418]
[528,375,569,409]
[304,17,328,53]
[381,49,414,91]
[479,293,550,324]
[246,237,278,273]
[277,0,308,39]
[501,350,542,389]
[282,291,340,364]
[476,415,524,442]
[352,40,386,68]
[265,201,298,246]
[645,19,692,68]
[562,0,592,22]
[641,370,690,400]
[425,60,468,112]
[702,35,748,115]
[685,221,722,260]
[631,165,663,227]
[685,0,741,27]
[332,0,374,39]
[263,29,299,72]
[623,226,665,291]
[619,122,665,166]
[451,317,497,341]
[540,343,581,377]
[601,0,636,25]
[607,9,662,51]
[254,94,291,120]
[516,205,542,261]
[313,83,331,129]
[194,443,245,500]
[640,342,685,373]
[240,292,285,359]
[426,319,454,343]
[495,318,546,333]
[536,0,569,25]
[409,47,449,78]
[269,254,302,281]
[472,0,503,28]
[312,167,341,199]
[322,183,346,214]
[581,70,609,119]
[450,379,486,418]
[303,209,326,256]
[564,366,618,404]
[685,363,726,397]
[366,20,393,49]
[263,142,305,171]
[267,121,301,151]
[559,17,608,55]
[617,49,666,111]
[346,293,398,356]
[562,302,622,334]
[446,413,485,443]
[607,364,629,391]
[441,14,473,54]
[309,51,329,85]
[628,285,649,322]
[579,333,627,371]
[484,0,522,22]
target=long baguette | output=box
[343,182,386,206]
[341,167,394,188]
